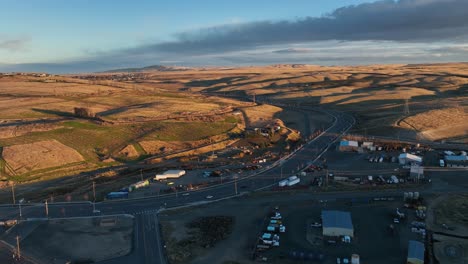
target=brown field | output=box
[241,104,283,127]
[122,63,467,142]
[0,62,466,194]
[2,140,84,175]
[400,107,467,141]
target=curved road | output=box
[0,106,355,264]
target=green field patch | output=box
[143,121,236,142]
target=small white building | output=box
[154,169,186,180]
[399,153,422,165]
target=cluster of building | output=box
[339,140,389,152]
[443,151,468,168]
[0,72,51,77]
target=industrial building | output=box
[321,210,354,238]
[398,153,423,165]
[410,165,424,180]
[445,154,468,168]
[407,240,425,264]
[445,155,468,162]
[154,169,186,180]
[339,140,359,152]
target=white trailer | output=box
[288,175,298,181]
[154,169,186,180]
[287,178,300,186]
[278,179,288,187]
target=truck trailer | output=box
[287,178,301,186]
[278,179,288,187]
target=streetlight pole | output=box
[16,235,21,260]
[92,181,96,213]
[19,203,22,219]
[11,184,15,204]
[92,181,96,202]
[45,200,49,217]
[326,169,329,190]
[234,177,238,195]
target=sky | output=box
[1,0,468,73]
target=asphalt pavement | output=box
[0,107,356,264]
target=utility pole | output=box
[325,169,329,189]
[11,184,15,204]
[140,169,143,181]
[92,181,96,203]
[45,199,49,217]
[234,177,238,195]
[92,181,96,213]
[19,203,22,219]
[404,98,410,115]
[16,235,21,260]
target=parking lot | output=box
[256,197,425,264]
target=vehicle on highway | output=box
[206,195,214,199]
[182,193,190,196]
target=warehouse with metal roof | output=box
[321,210,354,238]
[407,240,425,264]
[399,153,423,165]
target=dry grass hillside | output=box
[118,63,467,142]
[0,62,466,188]
[0,74,249,182]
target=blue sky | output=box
[1,0,468,72]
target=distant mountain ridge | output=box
[101,65,191,73]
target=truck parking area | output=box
[251,196,427,264]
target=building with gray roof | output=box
[321,210,354,238]
[407,240,424,264]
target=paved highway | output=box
[0,107,355,263]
